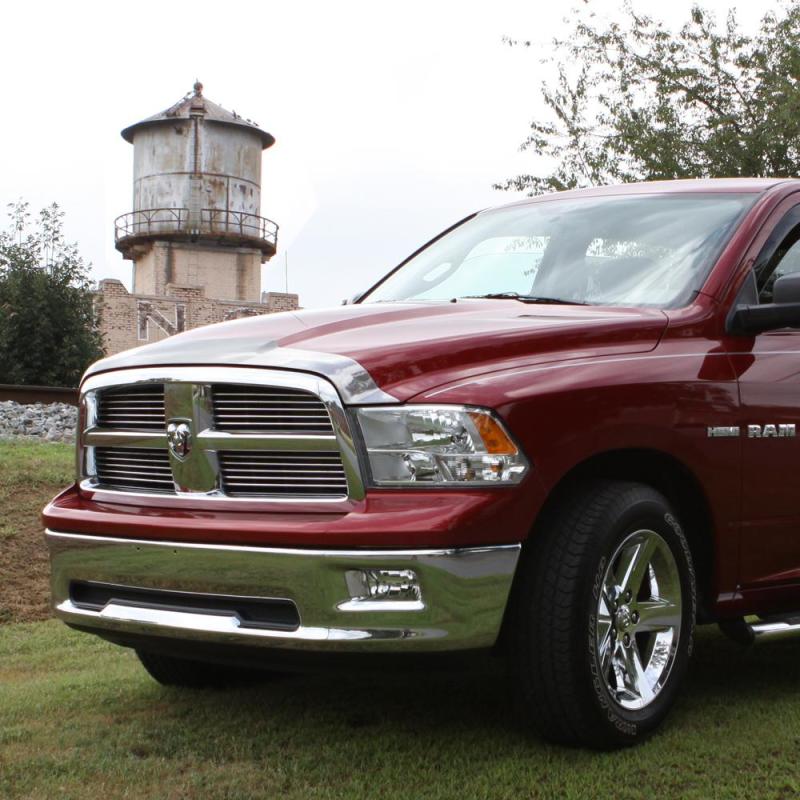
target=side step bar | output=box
[719,614,800,645]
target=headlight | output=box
[355,405,528,486]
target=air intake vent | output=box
[212,384,334,434]
[219,451,348,497]
[95,447,174,493]
[70,581,300,631]
[97,384,165,430]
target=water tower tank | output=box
[115,82,277,261]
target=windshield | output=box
[361,193,756,308]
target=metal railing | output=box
[0,383,78,405]
[114,208,279,250]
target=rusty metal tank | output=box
[115,82,277,260]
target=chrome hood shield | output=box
[84,336,397,405]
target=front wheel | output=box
[510,481,696,748]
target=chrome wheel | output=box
[595,529,682,711]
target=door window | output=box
[759,237,800,303]
[754,206,800,303]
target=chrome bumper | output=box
[46,530,520,653]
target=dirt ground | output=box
[0,441,72,623]
[0,490,54,622]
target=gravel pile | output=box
[0,401,77,442]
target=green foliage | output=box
[496,2,800,195]
[0,201,103,387]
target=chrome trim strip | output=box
[79,366,365,504]
[46,531,521,653]
[197,431,340,451]
[85,430,167,448]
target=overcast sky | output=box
[0,0,766,308]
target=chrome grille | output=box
[212,384,334,434]
[81,368,364,503]
[94,447,174,493]
[219,451,348,498]
[97,384,165,430]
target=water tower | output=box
[115,81,278,302]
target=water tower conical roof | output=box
[121,81,275,149]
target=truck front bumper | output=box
[46,530,521,654]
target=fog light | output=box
[339,569,423,611]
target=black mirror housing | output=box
[729,301,800,336]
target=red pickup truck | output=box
[44,178,800,748]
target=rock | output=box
[0,400,77,443]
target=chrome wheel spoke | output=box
[596,590,615,675]
[636,598,681,632]
[620,640,655,706]
[597,589,614,627]
[602,572,618,610]
[597,622,614,675]
[616,535,657,598]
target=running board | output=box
[719,614,800,645]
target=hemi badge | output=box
[707,426,740,438]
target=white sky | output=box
[0,0,766,308]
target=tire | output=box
[136,649,278,689]
[510,480,696,749]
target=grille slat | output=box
[95,447,174,492]
[212,384,334,434]
[100,401,163,405]
[225,475,348,481]
[97,384,165,430]
[219,451,348,498]
[214,413,332,417]
[224,468,345,475]
[224,483,348,488]
[101,414,168,420]
[96,469,174,478]
[213,392,323,399]
[94,457,172,467]
[101,393,163,396]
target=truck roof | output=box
[499,177,799,209]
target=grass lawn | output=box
[2,440,800,798]
[2,623,800,799]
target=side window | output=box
[755,206,800,304]
[759,238,800,303]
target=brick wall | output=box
[131,241,264,302]
[261,291,301,312]
[95,279,300,357]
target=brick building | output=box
[96,82,298,356]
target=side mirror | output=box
[729,297,800,336]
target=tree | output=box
[0,201,103,387]
[495,2,800,195]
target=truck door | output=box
[731,204,800,589]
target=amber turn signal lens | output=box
[468,412,518,455]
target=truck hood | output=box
[85,300,668,403]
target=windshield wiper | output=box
[462,292,588,305]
